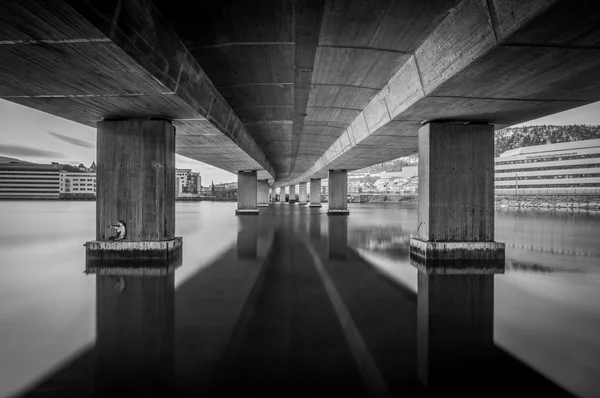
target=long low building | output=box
[0,162,62,199]
[495,139,600,195]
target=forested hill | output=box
[495,124,600,156]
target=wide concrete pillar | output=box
[326,170,349,215]
[86,119,182,265]
[236,171,258,215]
[289,184,296,203]
[309,178,322,207]
[257,179,270,207]
[298,182,308,205]
[96,272,175,395]
[410,122,504,260]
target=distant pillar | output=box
[326,170,349,215]
[289,185,296,203]
[96,272,175,395]
[309,178,322,207]
[86,119,182,267]
[236,171,259,215]
[257,179,270,207]
[417,271,496,392]
[298,182,308,205]
[409,123,504,260]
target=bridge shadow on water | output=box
[18,205,574,397]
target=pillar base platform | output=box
[410,252,505,274]
[327,209,350,216]
[85,238,182,274]
[309,204,322,208]
[257,203,270,207]
[235,209,259,215]
[409,237,505,260]
[298,201,308,205]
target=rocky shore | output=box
[347,193,600,210]
[348,194,418,204]
[495,195,600,210]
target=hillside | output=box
[494,124,600,156]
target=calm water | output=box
[0,201,599,397]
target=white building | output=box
[175,169,202,195]
[495,139,600,195]
[59,171,96,196]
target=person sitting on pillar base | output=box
[108,220,127,241]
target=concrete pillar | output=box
[327,170,349,215]
[257,179,270,207]
[309,178,322,207]
[298,182,308,205]
[409,122,504,260]
[236,171,259,215]
[96,272,175,395]
[417,272,495,392]
[87,119,182,265]
[289,184,296,203]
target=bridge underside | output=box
[1,0,600,186]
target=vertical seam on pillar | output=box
[485,0,500,44]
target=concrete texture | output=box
[417,123,495,242]
[96,119,175,242]
[298,182,308,204]
[310,178,322,207]
[327,170,349,215]
[236,171,258,215]
[257,179,270,207]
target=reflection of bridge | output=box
[20,213,572,397]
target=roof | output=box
[499,138,600,157]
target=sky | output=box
[1,99,600,184]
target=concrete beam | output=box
[282,0,600,186]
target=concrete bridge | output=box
[2,0,600,260]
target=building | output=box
[495,139,600,195]
[175,169,202,196]
[0,160,61,199]
[59,171,96,197]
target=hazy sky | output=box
[1,99,599,184]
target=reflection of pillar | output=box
[327,170,349,215]
[237,216,258,259]
[289,185,296,202]
[298,182,308,205]
[417,271,495,392]
[327,216,347,259]
[309,215,321,240]
[410,122,503,260]
[257,179,270,207]
[236,171,259,215]
[309,178,322,207]
[96,272,175,395]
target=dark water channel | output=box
[1,202,599,397]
